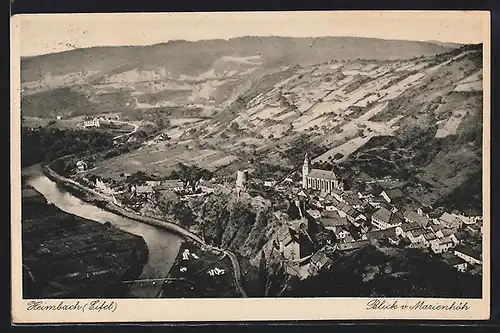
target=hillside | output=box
[71,42,484,216]
[20,36,456,118]
[21,40,484,297]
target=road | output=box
[224,250,248,297]
[43,160,248,298]
[112,120,139,140]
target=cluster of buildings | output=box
[83,117,101,128]
[82,115,121,129]
[273,154,483,279]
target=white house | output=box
[264,180,277,187]
[371,207,403,230]
[430,236,456,254]
[395,222,421,238]
[438,212,463,230]
[76,160,87,173]
[145,180,162,187]
[157,179,184,192]
[196,179,216,193]
[454,246,482,265]
[83,117,100,128]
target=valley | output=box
[20,37,484,298]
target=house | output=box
[344,192,363,209]
[380,188,405,204]
[83,117,100,128]
[134,185,154,196]
[76,160,87,173]
[334,226,352,241]
[320,211,349,231]
[430,236,455,254]
[406,228,428,245]
[453,214,483,226]
[436,228,458,241]
[362,227,397,242]
[427,223,446,233]
[306,209,322,220]
[264,180,277,187]
[208,268,225,276]
[324,197,341,211]
[308,250,331,275]
[157,179,184,192]
[422,232,438,247]
[336,240,370,251]
[371,207,403,230]
[441,253,468,273]
[145,180,162,187]
[278,227,301,261]
[454,246,482,265]
[196,179,216,193]
[395,222,421,238]
[368,196,386,209]
[345,207,366,223]
[318,190,330,201]
[403,210,430,228]
[331,189,345,203]
[438,212,463,230]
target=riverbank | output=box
[42,161,204,244]
[21,183,149,299]
[41,160,248,298]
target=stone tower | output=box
[302,153,310,188]
[236,170,248,197]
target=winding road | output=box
[43,161,248,298]
[112,120,139,140]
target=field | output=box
[86,143,239,180]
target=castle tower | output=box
[302,153,309,189]
[236,170,248,197]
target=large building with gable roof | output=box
[302,154,343,193]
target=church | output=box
[302,154,343,193]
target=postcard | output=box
[11,10,490,323]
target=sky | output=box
[14,11,489,57]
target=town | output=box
[72,149,483,282]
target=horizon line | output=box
[20,35,472,58]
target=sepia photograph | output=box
[11,11,490,322]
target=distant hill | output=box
[21,36,455,83]
[20,36,457,119]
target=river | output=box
[22,164,183,298]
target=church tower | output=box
[302,153,309,188]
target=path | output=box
[112,120,139,140]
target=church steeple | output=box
[302,153,310,188]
